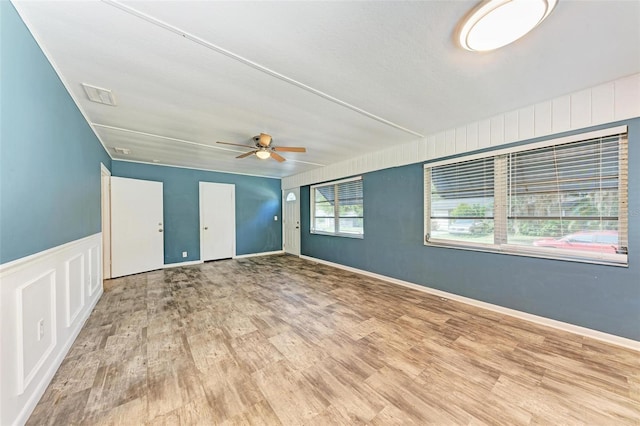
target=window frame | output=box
[310,176,364,238]
[424,125,628,267]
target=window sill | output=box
[311,231,364,239]
[424,240,628,268]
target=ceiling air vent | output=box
[113,147,130,155]
[81,83,117,106]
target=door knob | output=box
[204,227,208,230]
[159,229,163,232]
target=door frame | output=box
[282,187,301,256]
[199,182,236,262]
[100,163,111,280]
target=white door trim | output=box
[100,163,111,279]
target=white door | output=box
[111,177,164,278]
[283,187,300,256]
[200,182,235,261]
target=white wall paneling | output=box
[552,95,571,133]
[282,73,640,189]
[88,245,100,296]
[15,270,56,395]
[0,233,103,426]
[65,253,85,327]
[490,115,505,146]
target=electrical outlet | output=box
[274,215,278,221]
[37,319,44,341]
[182,251,187,258]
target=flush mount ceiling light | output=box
[458,0,557,52]
[255,149,271,160]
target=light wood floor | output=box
[28,255,640,425]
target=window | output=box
[425,126,628,266]
[311,177,363,237]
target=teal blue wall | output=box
[0,2,111,264]
[301,119,640,341]
[111,161,282,264]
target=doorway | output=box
[199,182,235,261]
[283,187,300,256]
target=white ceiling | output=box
[13,0,640,179]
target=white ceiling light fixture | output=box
[458,0,558,52]
[255,149,271,160]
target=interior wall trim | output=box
[162,260,204,269]
[0,233,103,426]
[233,250,285,259]
[0,233,101,276]
[299,255,640,352]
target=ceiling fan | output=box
[216,133,306,162]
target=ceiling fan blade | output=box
[236,151,256,159]
[270,151,286,162]
[272,146,306,152]
[217,141,255,148]
[258,133,272,147]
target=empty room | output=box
[1,0,639,424]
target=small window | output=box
[286,192,297,202]
[311,177,363,238]
[425,126,628,266]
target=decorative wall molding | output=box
[283,73,640,189]
[300,255,640,352]
[0,234,103,426]
[88,245,101,296]
[15,270,57,395]
[64,253,85,327]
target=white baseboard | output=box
[1,233,104,425]
[233,250,285,259]
[299,255,640,351]
[163,260,203,269]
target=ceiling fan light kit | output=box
[458,0,557,52]
[255,150,271,160]
[216,133,306,163]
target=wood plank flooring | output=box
[28,255,640,425]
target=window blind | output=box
[424,127,628,266]
[506,134,628,256]
[427,157,495,244]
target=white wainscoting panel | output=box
[15,270,56,395]
[65,253,85,327]
[0,233,103,426]
[282,73,640,190]
[88,245,100,296]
